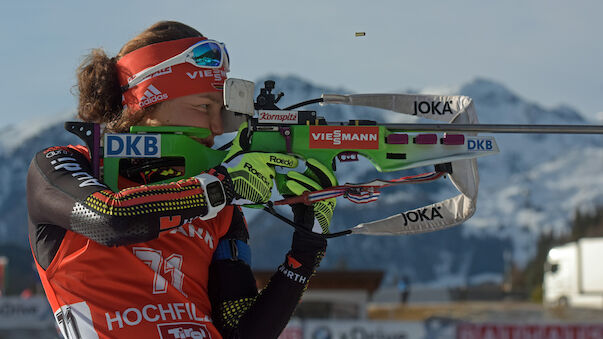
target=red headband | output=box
[116,37,227,112]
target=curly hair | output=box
[75,21,203,132]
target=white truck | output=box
[543,237,603,309]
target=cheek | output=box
[179,111,211,128]
[150,102,212,128]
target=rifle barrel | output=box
[376,123,603,134]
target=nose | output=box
[209,108,224,136]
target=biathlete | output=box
[27,21,336,339]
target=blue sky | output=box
[2,0,602,128]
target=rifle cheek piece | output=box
[100,126,228,192]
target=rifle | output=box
[66,79,603,238]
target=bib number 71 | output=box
[133,247,187,296]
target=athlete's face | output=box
[141,92,224,147]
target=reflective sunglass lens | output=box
[191,43,222,67]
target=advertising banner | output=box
[0,296,55,329]
[457,323,603,339]
[303,320,425,339]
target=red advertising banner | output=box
[458,323,603,339]
[0,256,7,295]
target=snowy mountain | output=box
[1,76,601,287]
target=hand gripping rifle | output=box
[66,79,603,238]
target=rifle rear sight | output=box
[255,80,284,110]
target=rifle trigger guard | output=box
[279,126,293,153]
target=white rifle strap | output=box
[323,93,481,235]
[321,93,475,123]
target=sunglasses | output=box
[122,39,230,91]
